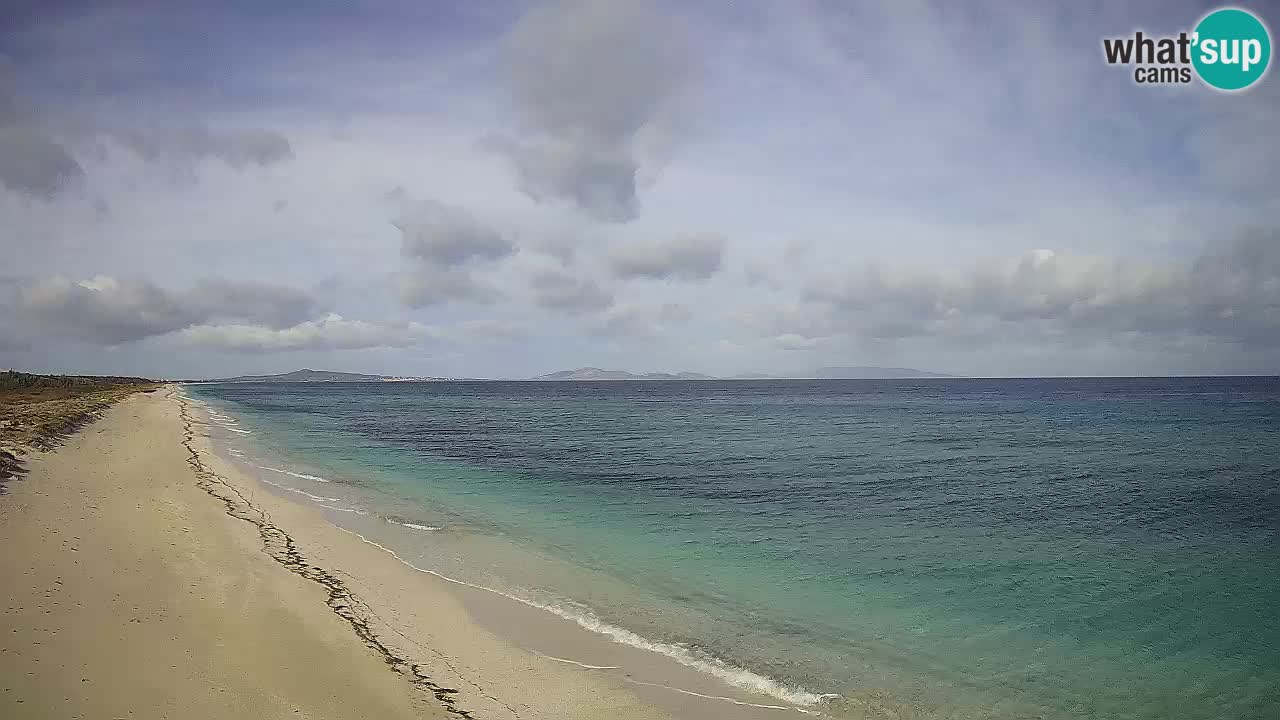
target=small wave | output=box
[320,505,368,515]
[623,678,825,714]
[387,519,441,532]
[226,427,252,434]
[332,527,833,710]
[257,465,330,483]
[259,478,342,503]
[531,650,618,670]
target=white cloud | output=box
[175,314,434,352]
[756,231,1280,350]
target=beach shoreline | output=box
[1,387,823,719]
[182,388,833,719]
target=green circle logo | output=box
[1192,8,1272,91]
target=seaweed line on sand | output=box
[174,389,486,719]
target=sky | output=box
[1,0,1278,379]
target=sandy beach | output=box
[1,387,817,719]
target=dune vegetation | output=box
[0,371,160,486]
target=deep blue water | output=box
[189,377,1280,718]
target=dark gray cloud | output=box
[0,125,83,198]
[395,199,515,266]
[15,275,322,344]
[779,231,1280,349]
[487,136,639,223]
[18,276,203,344]
[392,198,514,308]
[0,77,290,200]
[530,268,613,313]
[493,0,689,221]
[612,234,725,280]
[190,280,318,330]
[0,80,82,200]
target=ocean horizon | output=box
[187,376,1280,719]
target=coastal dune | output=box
[0,389,690,719]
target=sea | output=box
[185,377,1280,719]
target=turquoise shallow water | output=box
[189,378,1280,718]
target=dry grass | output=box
[0,372,162,488]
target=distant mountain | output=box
[812,366,955,379]
[194,366,954,383]
[533,367,717,381]
[197,369,447,383]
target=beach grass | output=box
[0,370,160,486]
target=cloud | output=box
[486,136,640,224]
[612,234,725,280]
[530,267,613,313]
[0,76,290,200]
[0,81,82,199]
[176,314,433,352]
[15,275,322,344]
[18,276,204,343]
[395,198,515,266]
[0,318,30,352]
[395,266,502,308]
[189,280,317,330]
[771,231,1280,349]
[492,0,690,221]
[107,125,294,169]
[590,302,691,337]
[435,319,528,346]
[0,125,83,198]
[392,198,515,307]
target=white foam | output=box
[388,519,441,532]
[319,505,368,515]
[623,678,822,714]
[256,465,330,483]
[259,478,343,503]
[331,527,833,710]
[226,427,252,434]
[532,651,618,670]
